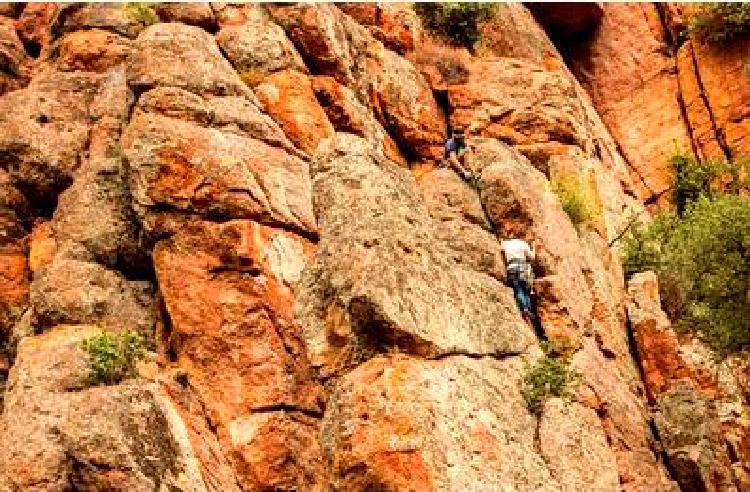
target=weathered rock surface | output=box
[128,23,251,97]
[216,12,306,86]
[337,2,421,54]
[122,87,316,235]
[154,2,216,30]
[563,3,750,206]
[0,69,110,201]
[564,4,689,203]
[52,28,133,73]
[628,272,747,491]
[154,219,325,491]
[3,3,747,491]
[297,134,533,376]
[30,253,155,333]
[312,75,406,166]
[0,325,207,492]
[254,69,334,154]
[0,16,28,95]
[269,4,446,160]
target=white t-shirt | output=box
[500,239,535,265]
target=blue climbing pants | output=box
[508,269,532,315]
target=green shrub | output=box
[622,195,750,355]
[687,3,750,44]
[414,3,498,48]
[80,330,147,385]
[670,151,749,215]
[124,2,159,26]
[551,177,595,228]
[523,343,581,413]
[620,212,678,276]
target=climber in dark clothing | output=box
[442,127,471,180]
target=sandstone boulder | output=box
[153,219,326,491]
[57,3,156,39]
[154,3,216,31]
[122,90,316,235]
[216,15,306,87]
[0,325,208,491]
[128,23,250,97]
[297,134,533,376]
[30,254,155,334]
[0,69,110,201]
[254,69,334,154]
[52,28,133,73]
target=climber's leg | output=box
[509,273,529,315]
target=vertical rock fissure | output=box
[652,4,703,163]
[685,41,734,161]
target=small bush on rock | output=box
[81,330,147,385]
[670,151,736,215]
[408,39,470,85]
[414,3,498,48]
[523,343,581,414]
[687,3,750,44]
[124,2,159,26]
[622,195,750,355]
[551,177,594,228]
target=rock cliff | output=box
[0,3,746,491]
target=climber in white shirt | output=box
[500,237,535,321]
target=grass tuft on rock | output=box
[124,2,159,26]
[522,343,581,414]
[408,39,471,85]
[551,177,594,228]
[81,330,147,386]
[414,3,498,48]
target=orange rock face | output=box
[565,3,690,203]
[565,3,750,206]
[255,69,334,154]
[5,3,750,490]
[338,2,420,54]
[153,219,325,490]
[53,29,133,73]
[14,3,58,56]
[627,272,717,400]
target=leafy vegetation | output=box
[523,343,581,413]
[124,2,159,26]
[622,149,750,355]
[623,196,750,355]
[414,3,498,48]
[669,151,748,216]
[551,177,595,228]
[687,3,750,44]
[80,330,147,385]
